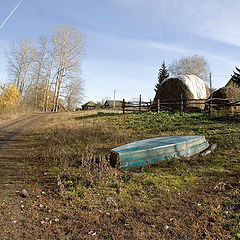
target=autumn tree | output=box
[0,83,21,110]
[168,54,210,83]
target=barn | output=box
[153,75,210,111]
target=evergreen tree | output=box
[232,66,240,87]
[155,61,169,92]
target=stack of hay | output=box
[208,87,240,112]
[153,75,210,111]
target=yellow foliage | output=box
[0,83,21,109]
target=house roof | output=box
[82,101,97,107]
[104,100,122,107]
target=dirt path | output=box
[0,114,45,203]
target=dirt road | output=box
[0,114,45,200]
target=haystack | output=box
[208,87,240,112]
[153,75,210,111]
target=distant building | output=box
[225,77,240,88]
[104,100,122,109]
[82,101,97,110]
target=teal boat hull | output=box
[110,136,209,168]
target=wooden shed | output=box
[104,100,122,109]
[82,101,97,110]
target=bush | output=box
[0,83,21,113]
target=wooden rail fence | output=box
[121,95,240,118]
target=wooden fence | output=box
[122,95,151,114]
[122,95,240,118]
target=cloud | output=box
[149,42,192,54]
[89,31,237,67]
[110,0,240,47]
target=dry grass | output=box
[1,110,240,239]
[0,105,37,125]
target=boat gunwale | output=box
[118,142,209,165]
[114,136,207,155]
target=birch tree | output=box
[33,36,47,108]
[6,25,85,111]
[63,72,84,111]
[6,38,36,94]
[42,37,59,111]
[50,25,85,112]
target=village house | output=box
[81,101,97,110]
[104,100,122,109]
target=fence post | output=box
[139,94,142,113]
[180,94,183,116]
[149,99,152,111]
[208,95,212,117]
[157,99,160,113]
[122,99,125,114]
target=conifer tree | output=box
[155,61,169,92]
[232,66,240,87]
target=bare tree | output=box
[51,25,85,112]
[5,25,85,111]
[63,72,84,111]
[42,37,60,112]
[31,36,47,108]
[168,54,210,83]
[6,38,36,94]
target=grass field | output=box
[1,110,240,239]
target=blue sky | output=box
[0,0,240,103]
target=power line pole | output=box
[209,72,212,91]
[113,89,116,109]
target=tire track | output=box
[0,115,43,150]
[0,115,35,131]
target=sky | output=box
[0,0,240,103]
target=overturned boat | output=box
[110,136,209,169]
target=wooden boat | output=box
[110,136,209,168]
